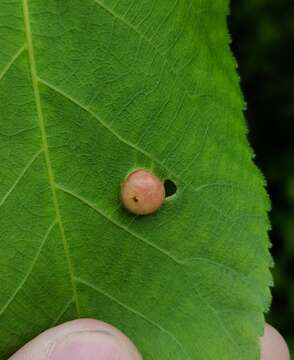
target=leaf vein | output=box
[0,149,42,208]
[55,183,181,264]
[185,256,258,291]
[0,44,26,82]
[55,186,241,352]
[21,0,80,317]
[190,283,242,354]
[76,276,192,359]
[37,77,176,177]
[50,297,74,328]
[93,0,193,98]
[0,221,56,317]
[37,77,233,220]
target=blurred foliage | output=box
[230,0,294,354]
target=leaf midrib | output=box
[21,0,80,317]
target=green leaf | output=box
[0,0,272,359]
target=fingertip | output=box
[261,324,290,360]
[9,319,142,360]
[48,330,139,360]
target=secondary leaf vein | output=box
[0,44,27,82]
[37,77,176,178]
[76,276,192,359]
[0,221,56,317]
[0,149,42,208]
[37,77,235,220]
[50,297,74,328]
[93,0,193,98]
[55,183,181,264]
[55,187,240,352]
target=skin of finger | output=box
[8,319,142,360]
[261,324,290,360]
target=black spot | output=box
[164,179,177,198]
[133,196,139,203]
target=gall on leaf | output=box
[121,169,165,215]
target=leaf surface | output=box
[0,0,272,358]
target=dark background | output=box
[230,0,294,355]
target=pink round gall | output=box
[121,169,165,215]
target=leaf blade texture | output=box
[0,0,272,359]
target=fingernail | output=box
[49,330,139,360]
